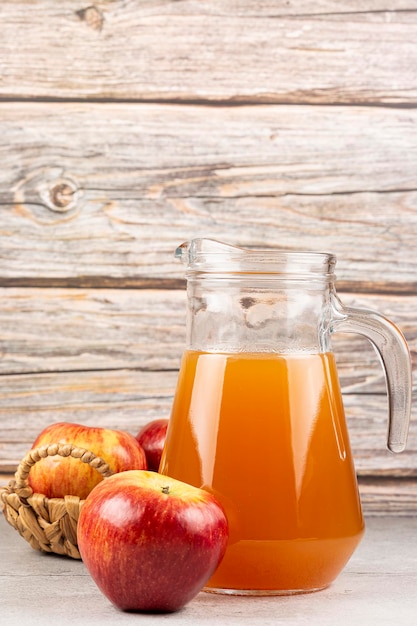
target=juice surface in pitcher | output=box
[160,350,364,594]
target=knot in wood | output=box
[13,168,83,222]
[76,6,105,31]
[49,182,77,211]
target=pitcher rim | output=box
[175,238,337,279]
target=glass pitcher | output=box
[159,239,412,595]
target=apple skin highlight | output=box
[77,470,229,612]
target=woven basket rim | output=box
[0,442,114,559]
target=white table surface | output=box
[1,513,416,626]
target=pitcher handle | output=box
[330,293,412,453]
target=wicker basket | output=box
[0,443,114,559]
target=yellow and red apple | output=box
[28,422,147,499]
[77,470,229,612]
[135,418,169,471]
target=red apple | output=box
[28,422,147,499]
[135,418,169,471]
[77,470,229,612]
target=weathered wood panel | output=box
[0,369,416,514]
[0,370,415,474]
[0,288,415,391]
[0,370,175,460]
[356,479,417,515]
[1,1,417,103]
[0,288,186,374]
[1,103,417,285]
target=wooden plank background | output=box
[0,1,416,514]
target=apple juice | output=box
[159,350,364,594]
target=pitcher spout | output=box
[175,238,244,268]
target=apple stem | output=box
[161,485,170,495]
